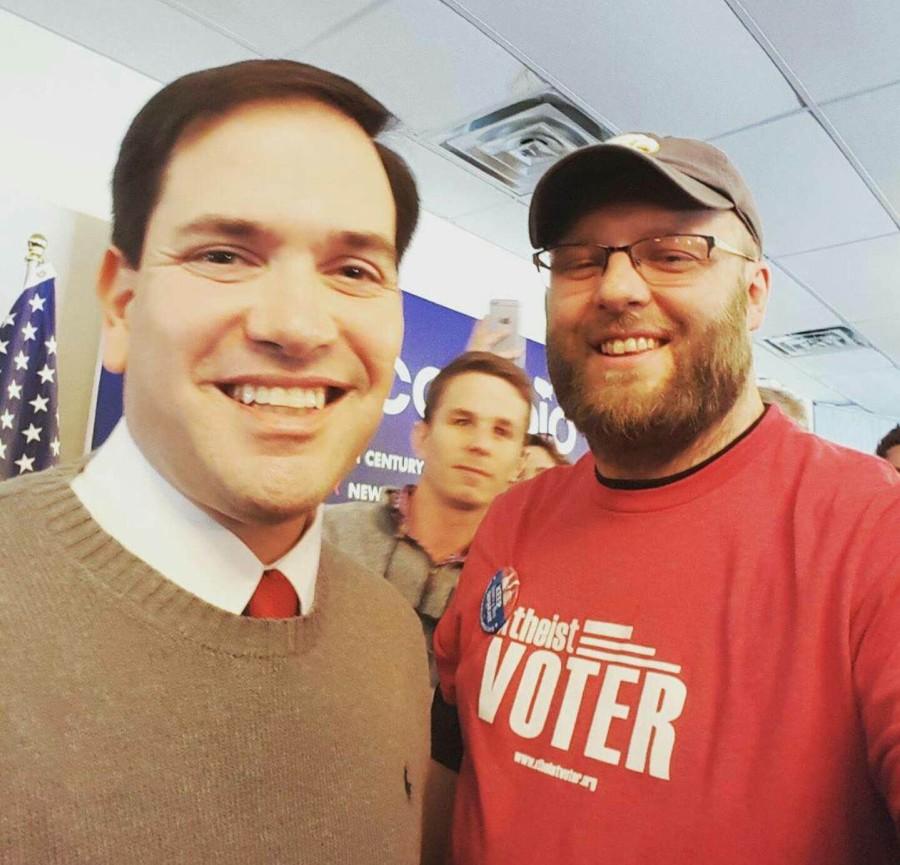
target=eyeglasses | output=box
[532,234,757,289]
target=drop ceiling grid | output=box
[0,0,257,80]
[820,83,900,218]
[448,0,800,140]
[291,0,538,134]
[163,0,380,57]
[732,0,900,104]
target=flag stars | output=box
[20,321,38,342]
[37,364,55,384]
[7,380,22,400]
[0,440,6,460]
[28,294,46,313]
[50,437,61,457]
[14,453,35,474]
[0,338,7,355]
[1,312,15,328]
[29,394,50,413]
[13,350,29,371]
[45,335,57,355]
[21,423,42,444]
[0,409,13,429]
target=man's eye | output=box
[200,250,241,264]
[338,264,379,281]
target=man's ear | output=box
[96,247,137,374]
[411,420,430,459]
[745,259,771,334]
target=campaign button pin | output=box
[480,566,520,634]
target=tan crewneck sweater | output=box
[0,464,429,864]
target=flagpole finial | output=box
[26,233,48,263]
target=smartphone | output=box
[488,298,524,364]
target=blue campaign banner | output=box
[332,293,587,503]
[89,292,587,499]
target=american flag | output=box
[0,259,59,480]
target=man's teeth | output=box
[228,384,326,409]
[600,336,662,356]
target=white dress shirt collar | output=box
[70,420,321,615]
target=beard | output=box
[547,284,753,474]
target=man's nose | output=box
[243,259,339,357]
[590,250,653,313]
[466,424,493,455]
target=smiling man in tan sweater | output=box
[0,60,429,864]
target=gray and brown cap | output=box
[528,132,763,252]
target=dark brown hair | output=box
[112,59,419,268]
[525,432,569,466]
[876,425,900,459]
[424,351,533,433]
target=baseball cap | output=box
[528,132,763,252]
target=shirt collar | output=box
[386,484,468,567]
[70,420,322,614]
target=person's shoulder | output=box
[319,537,422,627]
[323,495,393,540]
[497,452,591,511]
[780,423,898,491]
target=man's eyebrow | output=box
[174,216,270,242]
[172,220,397,260]
[333,231,397,261]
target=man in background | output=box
[877,424,900,471]
[431,132,900,864]
[0,60,430,864]
[518,432,569,480]
[325,350,531,684]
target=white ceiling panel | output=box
[451,199,533,260]
[787,347,894,379]
[755,261,842,339]
[451,0,799,139]
[822,82,900,217]
[737,0,900,103]
[712,112,896,256]
[0,0,255,81]
[776,233,900,324]
[171,0,375,55]
[292,0,535,133]
[852,316,900,367]
[826,367,900,418]
[752,344,848,404]
[380,132,515,219]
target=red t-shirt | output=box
[434,408,900,864]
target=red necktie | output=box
[245,569,300,618]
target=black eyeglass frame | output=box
[532,234,757,278]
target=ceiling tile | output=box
[822,83,900,217]
[0,0,255,81]
[776,233,900,323]
[852,316,900,366]
[170,0,375,55]
[826,367,900,417]
[451,199,533,260]
[737,0,900,103]
[786,347,894,378]
[292,0,536,133]
[755,261,842,339]
[380,132,515,220]
[752,344,848,404]
[452,0,799,139]
[712,112,896,256]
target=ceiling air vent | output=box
[763,326,870,358]
[440,94,612,195]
